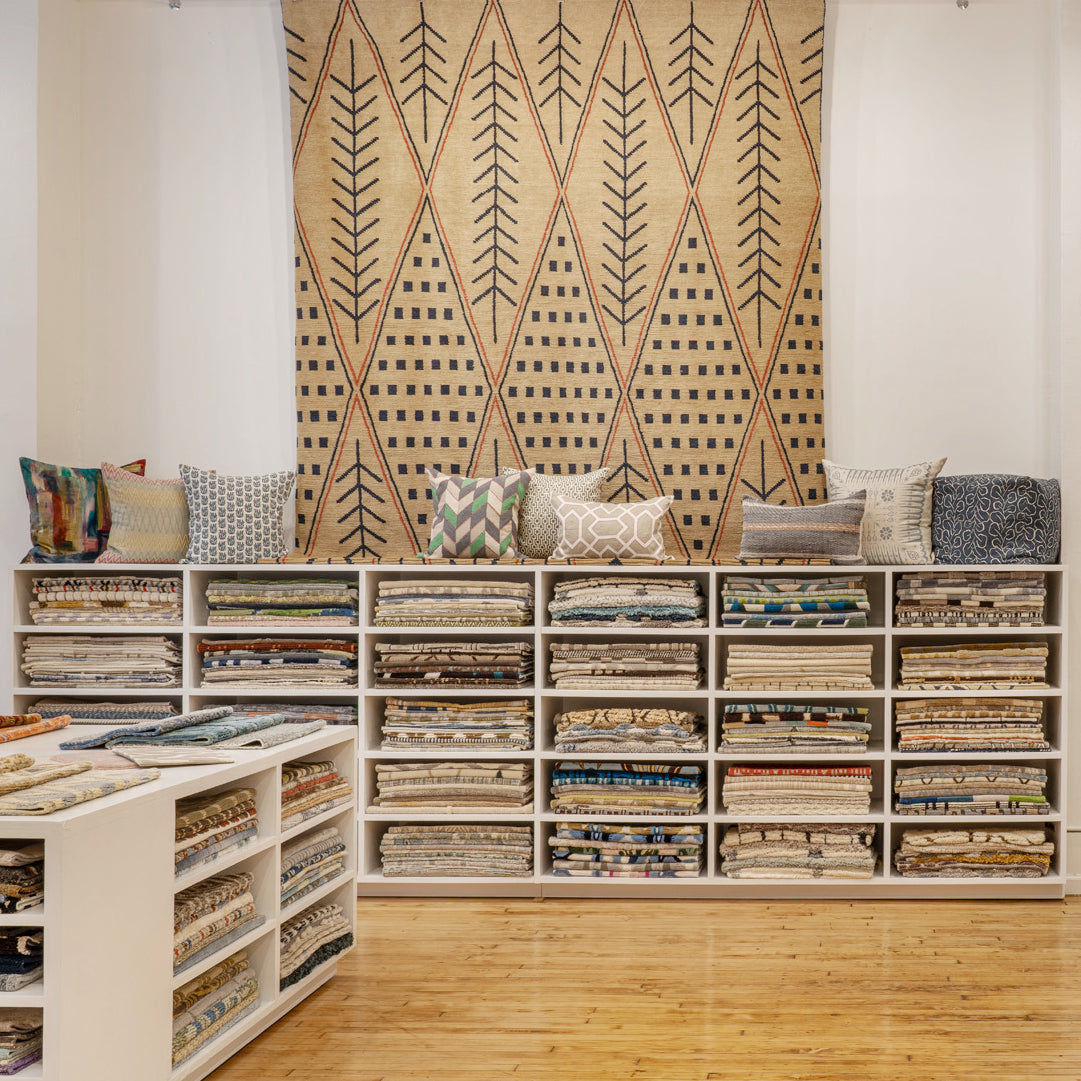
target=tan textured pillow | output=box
[549,494,673,561]
[501,467,610,559]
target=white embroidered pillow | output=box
[501,467,610,559]
[549,494,673,561]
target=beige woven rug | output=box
[283,0,824,561]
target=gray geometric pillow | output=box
[180,464,295,564]
[501,467,610,559]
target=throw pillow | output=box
[501,467,610,559]
[738,492,867,564]
[425,468,533,559]
[97,463,190,563]
[822,457,946,565]
[180,464,295,564]
[549,494,673,561]
[19,457,146,563]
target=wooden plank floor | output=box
[211,897,1081,1081]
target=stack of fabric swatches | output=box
[0,755,159,816]
[893,827,1054,877]
[281,826,348,909]
[31,698,178,725]
[373,641,533,687]
[379,824,533,877]
[548,642,702,689]
[0,1011,42,1076]
[28,575,182,624]
[173,871,264,974]
[205,578,358,626]
[172,950,258,1068]
[721,576,870,628]
[722,766,873,815]
[0,930,42,992]
[723,644,874,691]
[174,787,259,876]
[894,698,1050,752]
[20,634,181,688]
[547,576,706,627]
[553,708,705,753]
[0,714,72,745]
[898,642,1048,689]
[894,572,1046,628]
[279,901,353,991]
[0,844,43,914]
[548,822,704,878]
[719,822,877,879]
[381,698,533,750]
[226,702,358,727]
[374,579,533,626]
[550,763,705,816]
[198,638,358,688]
[370,762,532,812]
[720,704,871,753]
[893,765,1049,815]
[281,760,353,831]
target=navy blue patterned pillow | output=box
[932,475,1060,564]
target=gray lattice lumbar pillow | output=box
[549,493,673,561]
[180,464,295,564]
[501,467,610,559]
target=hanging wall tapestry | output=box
[283,0,824,561]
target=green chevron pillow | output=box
[425,468,534,559]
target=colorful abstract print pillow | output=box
[425,468,533,559]
[20,457,146,563]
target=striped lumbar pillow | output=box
[549,494,673,561]
[738,492,867,564]
[425,468,533,559]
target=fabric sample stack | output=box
[225,702,358,727]
[374,579,533,626]
[279,901,353,991]
[0,714,71,745]
[198,638,358,688]
[379,824,533,877]
[550,763,705,816]
[20,634,181,687]
[373,641,533,687]
[548,822,704,878]
[719,822,877,879]
[894,828,1054,877]
[205,578,358,626]
[31,698,178,725]
[281,760,353,831]
[898,642,1049,689]
[720,704,871,753]
[548,642,702,690]
[281,827,348,909]
[172,950,259,1068]
[722,766,873,815]
[895,572,1046,628]
[0,756,159,816]
[381,698,533,750]
[370,762,532,812]
[0,1011,42,1076]
[553,708,705,753]
[175,787,259,876]
[0,930,42,992]
[28,574,182,624]
[173,871,264,974]
[547,576,706,627]
[721,576,870,628]
[723,644,874,691]
[894,698,1050,752]
[0,844,43,914]
[894,764,1049,815]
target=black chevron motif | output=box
[666,3,715,145]
[284,24,309,105]
[328,40,382,345]
[799,24,824,105]
[734,40,782,349]
[608,438,651,503]
[470,40,521,343]
[537,2,582,145]
[740,439,786,502]
[600,42,648,348]
[399,3,448,143]
[336,438,388,558]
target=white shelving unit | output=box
[11,563,1065,900]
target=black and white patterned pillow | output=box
[180,464,295,564]
[501,467,610,559]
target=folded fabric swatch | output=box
[894,571,1047,628]
[721,575,870,628]
[197,638,358,688]
[381,698,533,750]
[894,698,1049,752]
[20,633,181,688]
[370,762,532,812]
[720,704,871,753]
[379,824,533,877]
[279,900,353,990]
[550,762,704,816]
[0,714,72,745]
[281,827,348,909]
[898,642,1048,689]
[722,766,873,815]
[894,827,1053,877]
[547,576,706,627]
[548,642,702,689]
[0,845,44,915]
[374,641,533,687]
[281,760,353,832]
[28,574,183,624]
[720,822,877,879]
[60,706,235,750]
[374,578,533,627]
[549,822,704,878]
[175,787,259,875]
[31,698,179,725]
[894,764,1049,815]
[554,708,705,753]
[723,644,874,691]
[205,577,358,626]
[0,767,160,816]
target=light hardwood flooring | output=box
[211,897,1081,1081]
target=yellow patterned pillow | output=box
[97,463,189,563]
